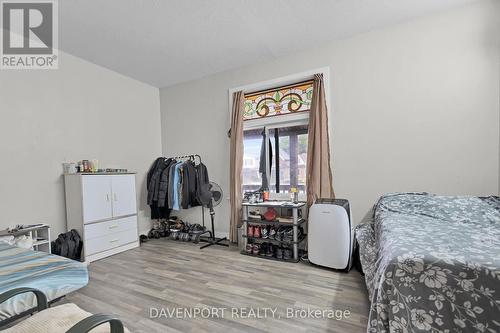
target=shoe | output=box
[282,226,294,242]
[246,244,253,254]
[266,243,274,257]
[259,242,268,256]
[254,226,261,238]
[274,226,284,241]
[261,226,269,239]
[248,211,262,221]
[252,244,261,255]
[191,224,205,233]
[269,227,277,240]
[275,247,283,259]
[296,226,304,239]
[283,247,292,260]
[247,225,254,237]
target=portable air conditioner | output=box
[308,199,353,271]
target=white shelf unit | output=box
[64,173,139,263]
[0,224,52,253]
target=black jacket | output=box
[152,158,173,203]
[147,158,163,205]
[147,157,172,219]
[196,163,212,207]
[181,161,197,209]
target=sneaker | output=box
[275,247,283,259]
[246,244,253,254]
[283,247,292,260]
[282,226,294,242]
[261,226,269,239]
[269,227,277,240]
[259,242,268,256]
[248,211,262,221]
[247,225,254,237]
[252,244,261,255]
[191,224,205,233]
[266,243,274,257]
[254,226,262,238]
[275,226,284,241]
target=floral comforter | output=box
[356,193,500,333]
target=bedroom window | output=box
[242,80,312,197]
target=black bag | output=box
[51,229,83,261]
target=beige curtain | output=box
[229,91,245,243]
[306,73,334,206]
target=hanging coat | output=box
[259,129,273,190]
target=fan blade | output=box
[212,191,222,202]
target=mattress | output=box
[356,193,500,332]
[0,243,88,320]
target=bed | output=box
[356,193,500,332]
[0,243,88,321]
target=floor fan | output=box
[200,181,229,249]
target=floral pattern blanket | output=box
[355,193,500,333]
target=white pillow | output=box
[14,235,33,249]
[0,235,15,245]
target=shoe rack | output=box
[240,201,307,263]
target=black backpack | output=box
[51,229,83,261]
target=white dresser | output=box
[64,173,139,262]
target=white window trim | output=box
[229,67,331,202]
[243,112,309,131]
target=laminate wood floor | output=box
[65,240,369,333]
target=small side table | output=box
[0,224,51,253]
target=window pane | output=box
[272,125,308,194]
[242,129,263,192]
[243,125,307,195]
[297,133,308,193]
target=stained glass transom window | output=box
[243,81,313,121]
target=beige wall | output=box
[160,1,500,235]
[0,51,162,237]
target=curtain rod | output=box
[244,79,314,98]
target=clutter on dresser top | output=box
[62,159,129,174]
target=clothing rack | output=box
[164,154,228,250]
[166,154,204,225]
[168,154,202,165]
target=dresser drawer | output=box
[84,216,137,240]
[85,227,138,256]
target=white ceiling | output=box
[59,0,478,88]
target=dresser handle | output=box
[110,239,119,243]
[109,225,119,229]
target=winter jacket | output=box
[196,163,212,206]
[157,159,176,208]
[147,158,163,205]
